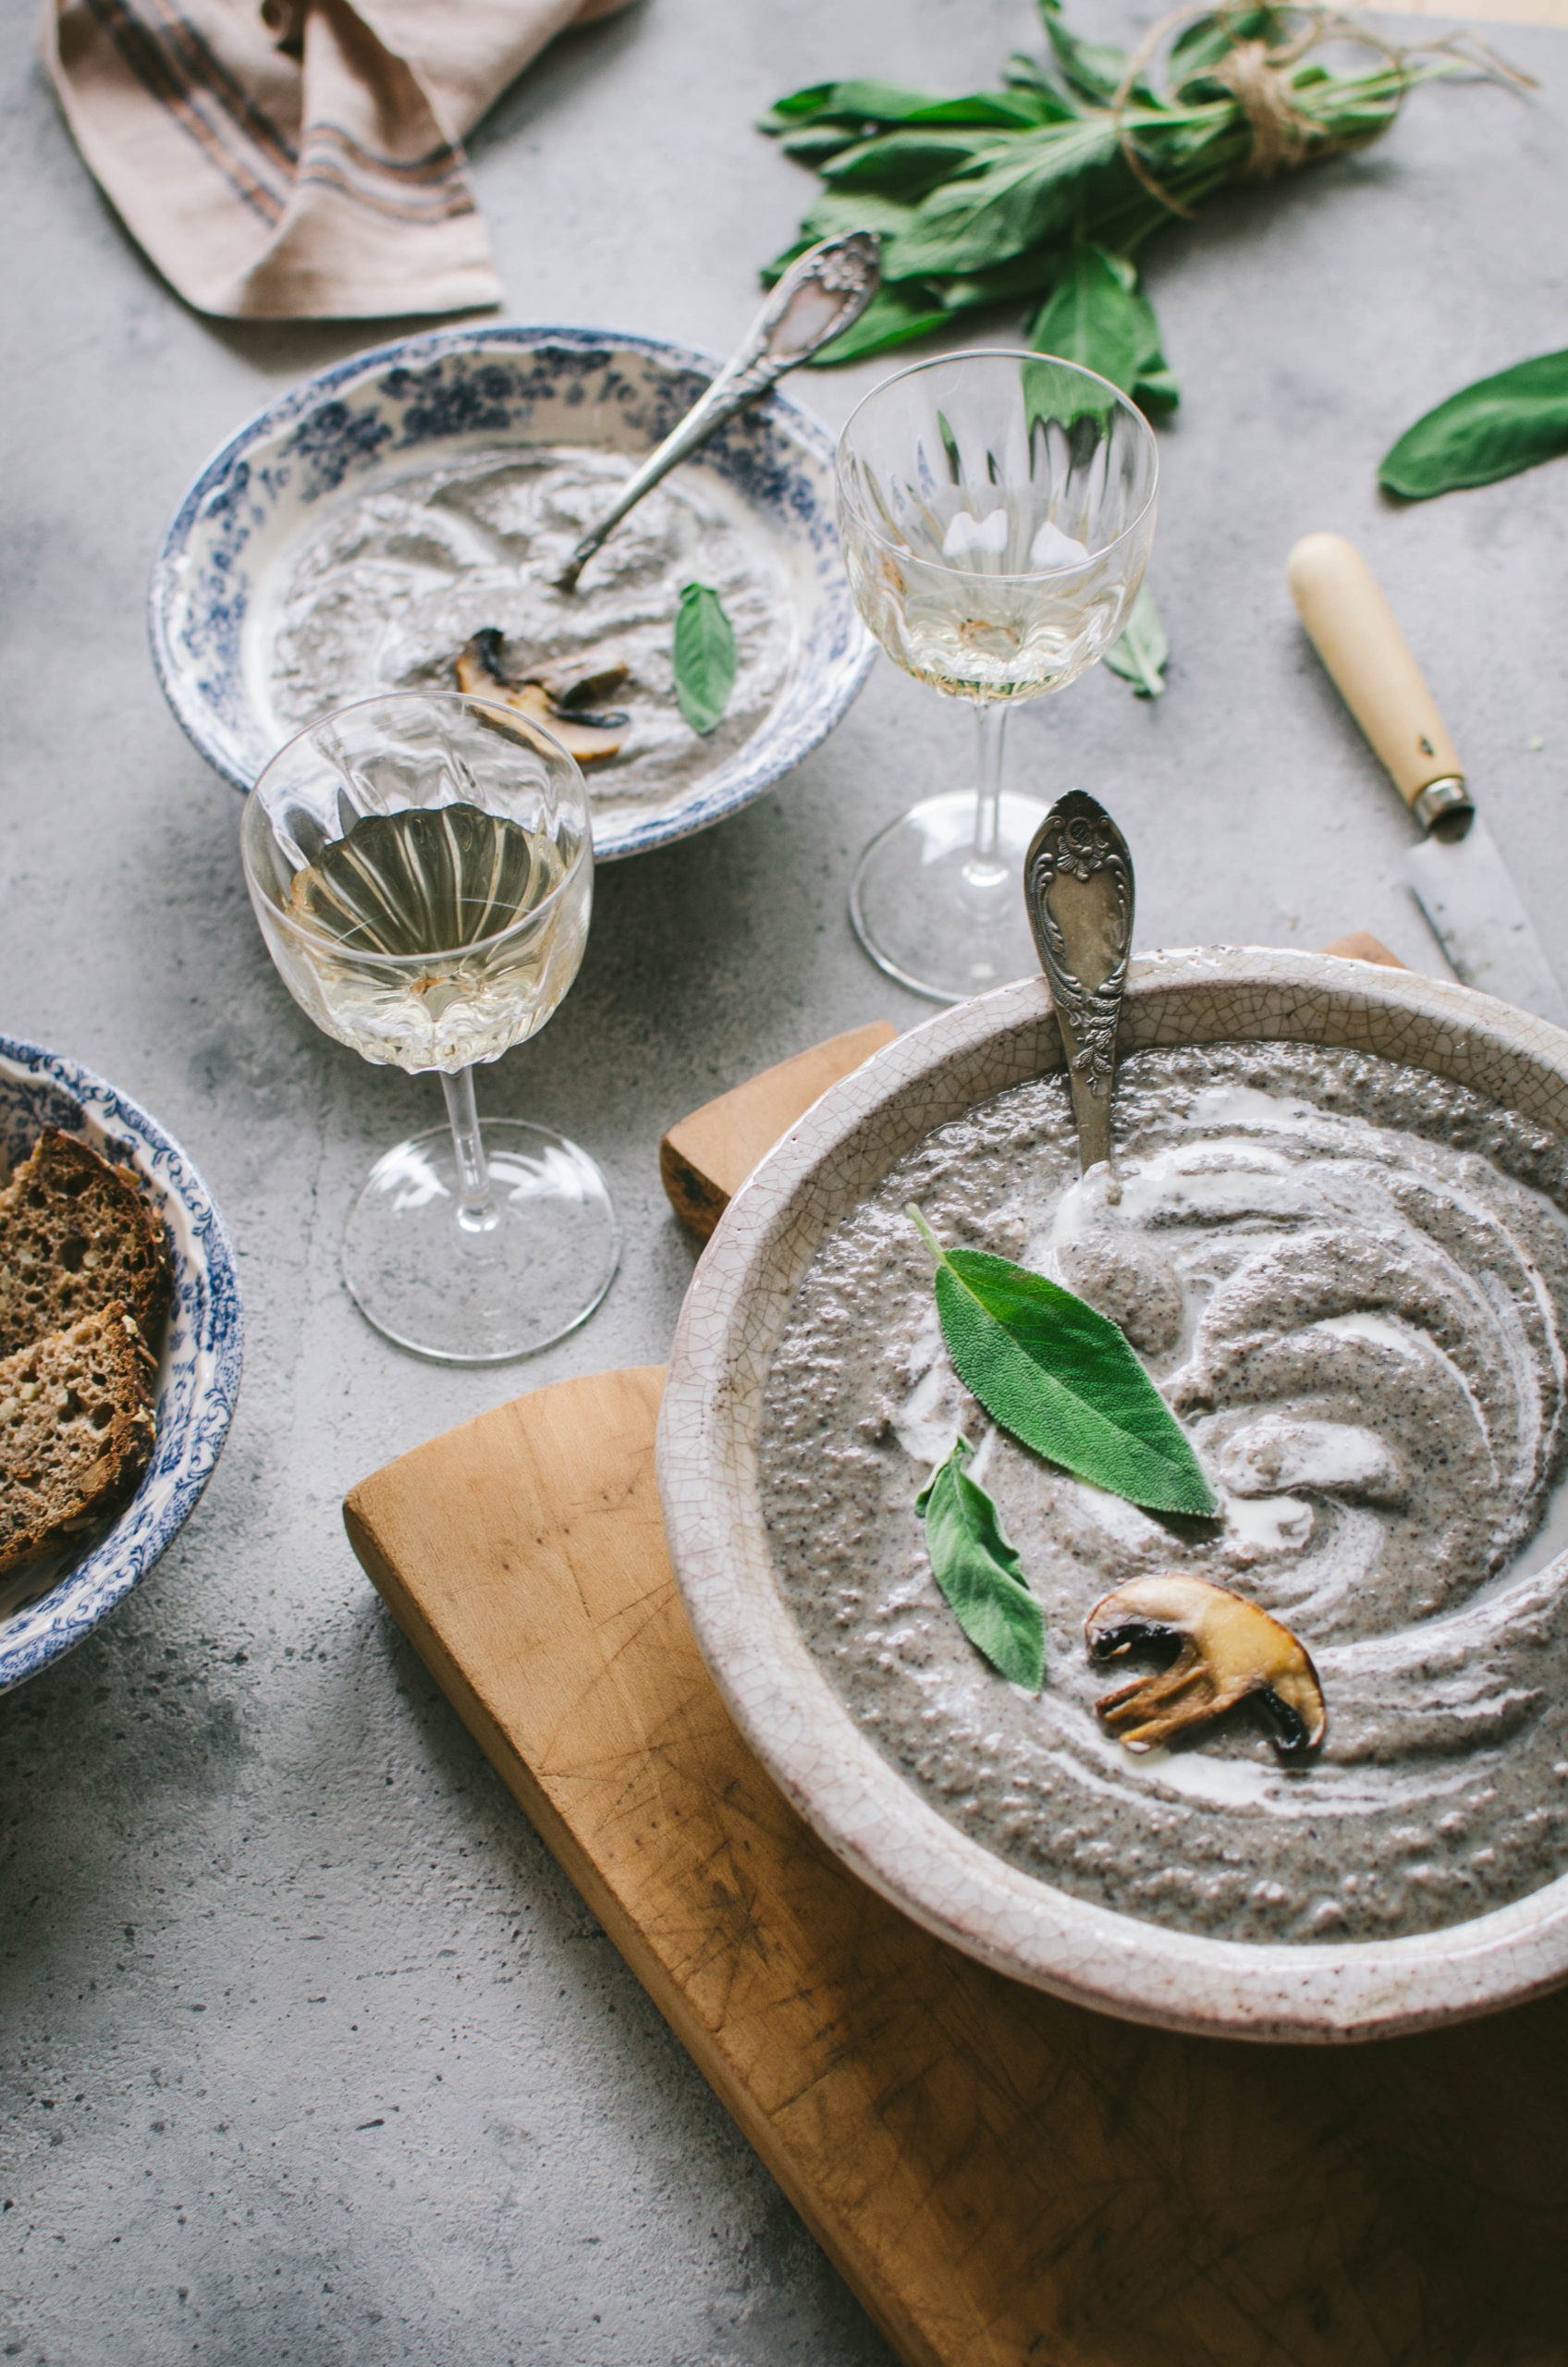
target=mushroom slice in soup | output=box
[1086,1572,1328,1758]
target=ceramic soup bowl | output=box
[149,325,874,862]
[657,949,1568,2042]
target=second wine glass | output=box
[241,689,618,1365]
[836,350,1158,1002]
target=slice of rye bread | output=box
[0,1128,172,1359]
[0,1305,158,1576]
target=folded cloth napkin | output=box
[42,0,630,319]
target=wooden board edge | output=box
[1317,932,1411,971]
[659,1022,900,1240]
[658,1134,728,1241]
[339,1473,943,2367]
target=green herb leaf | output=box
[910,1208,1216,1517]
[809,282,955,366]
[759,79,941,131]
[916,1438,1045,1688]
[1103,583,1169,697]
[801,188,920,247]
[1036,0,1129,105]
[1027,241,1179,416]
[906,89,1070,129]
[821,128,1000,198]
[673,583,736,736]
[1378,350,1568,500]
[778,126,860,167]
[883,120,1121,279]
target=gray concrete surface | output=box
[4,1,1568,2358]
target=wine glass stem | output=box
[967,698,1010,887]
[441,1066,500,1235]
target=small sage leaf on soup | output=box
[1379,350,1568,500]
[916,1437,1045,1688]
[909,1207,1216,1518]
[1103,583,1169,698]
[673,582,738,735]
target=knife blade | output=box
[1287,533,1568,1030]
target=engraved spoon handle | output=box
[1024,793,1135,1180]
[554,233,880,593]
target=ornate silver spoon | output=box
[1024,791,1134,1180]
[554,232,880,594]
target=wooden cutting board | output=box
[345,991,1568,2367]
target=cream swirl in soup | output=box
[757,1044,1568,1944]
[254,449,791,844]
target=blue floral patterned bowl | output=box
[0,1040,243,1694]
[148,325,875,862]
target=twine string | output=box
[1107,3,1532,220]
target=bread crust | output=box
[0,1128,173,1360]
[0,1305,158,1576]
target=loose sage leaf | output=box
[1103,583,1169,697]
[910,1208,1217,1517]
[916,1438,1045,1688]
[1379,350,1568,499]
[1028,241,1179,416]
[673,583,736,736]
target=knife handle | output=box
[1287,533,1471,830]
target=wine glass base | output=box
[849,790,1053,1003]
[342,1119,619,1365]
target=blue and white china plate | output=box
[148,325,875,862]
[0,1040,243,1695]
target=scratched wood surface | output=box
[345,1364,1568,2367]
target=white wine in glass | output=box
[836,350,1158,1003]
[242,689,618,1363]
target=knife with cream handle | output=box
[1287,533,1568,1029]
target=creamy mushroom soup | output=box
[757,1043,1568,1944]
[254,449,791,844]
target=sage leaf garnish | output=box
[909,1207,1216,1518]
[1379,350,1568,500]
[1103,583,1169,699]
[916,1438,1045,1689]
[673,582,737,736]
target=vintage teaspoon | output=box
[554,231,880,593]
[1024,791,1134,1180]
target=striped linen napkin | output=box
[42,0,631,320]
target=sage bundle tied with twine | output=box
[762,0,1527,692]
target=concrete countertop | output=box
[3,3,1566,2358]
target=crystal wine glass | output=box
[241,689,618,1364]
[836,350,1158,1002]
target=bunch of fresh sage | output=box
[760,0,1521,693]
[910,1209,1214,1686]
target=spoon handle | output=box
[555,233,880,593]
[1024,793,1134,1178]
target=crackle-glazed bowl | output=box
[0,1040,243,1694]
[656,948,1568,2042]
[148,325,874,862]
